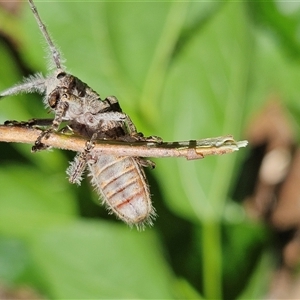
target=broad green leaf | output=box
[0,237,30,283]
[156,2,253,223]
[0,165,77,238]
[28,220,175,299]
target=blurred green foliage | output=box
[0,1,300,299]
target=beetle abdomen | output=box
[88,154,155,228]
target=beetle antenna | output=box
[28,0,62,70]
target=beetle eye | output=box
[57,72,66,79]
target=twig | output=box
[0,125,248,160]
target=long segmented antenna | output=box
[28,0,62,70]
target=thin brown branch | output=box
[0,125,248,160]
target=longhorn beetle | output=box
[0,0,161,229]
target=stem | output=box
[202,221,222,300]
[0,125,247,160]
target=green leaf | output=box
[0,165,77,238]
[237,250,274,300]
[155,2,253,223]
[0,237,30,283]
[247,1,300,58]
[28,220,175,299]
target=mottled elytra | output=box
[0,0,159,229]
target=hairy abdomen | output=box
[88,154,155,228]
